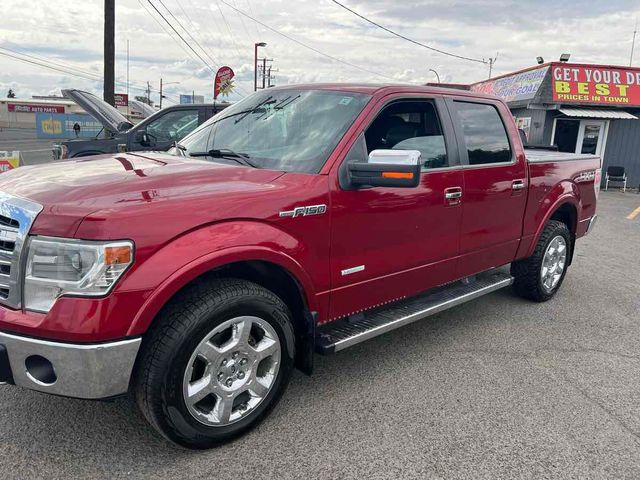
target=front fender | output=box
[121,220,321,337]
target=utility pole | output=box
[126,39,130,116]
[104,0,115,106]
[488,53,498,79]
[631,18,638,66]
[258,58,273,90]
[159,78,163,109]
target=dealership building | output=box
[470,61,640,189]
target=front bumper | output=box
[0,331,141,399]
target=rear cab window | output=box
[453,101,512,165]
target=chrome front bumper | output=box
[0,331,141,399]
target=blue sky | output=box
[1,0,639,104]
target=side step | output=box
[316,270,513,354]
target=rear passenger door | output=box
[446,98,528,277]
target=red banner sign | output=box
[7,103,65,113]
[214,66,235,100]
[552,63,640,106]
[114,93,128,107]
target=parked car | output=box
[0,84,600,448]
[52,89,228,159]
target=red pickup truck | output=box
[0,84,599,448]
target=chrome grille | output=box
[0,192,43,308]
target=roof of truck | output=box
[266,83,500,101]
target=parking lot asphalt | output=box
[0,128,58,165]
[0,190,639,479]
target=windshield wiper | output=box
[188,148,259,168]
[234,96,274,124]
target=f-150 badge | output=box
[279,204,327,218]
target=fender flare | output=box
[126,245,318,337]
[525,193,580,258]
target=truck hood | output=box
[0,152,285,236]
[62,89,133,135]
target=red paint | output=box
[7,103,66,113]
[0,84,599,343]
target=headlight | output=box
[24,237,134,312]
[52,144,68,160]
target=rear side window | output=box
[454,102,512,165]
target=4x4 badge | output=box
[279,204,327,218]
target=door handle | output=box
[444,187,463,205]
[512,180,526,190]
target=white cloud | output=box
[1,0,639,103]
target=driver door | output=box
[329,95,464,319]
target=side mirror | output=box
[348,149,422,188]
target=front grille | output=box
[0,192,43,308]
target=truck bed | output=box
[519,148,601,258]
[525,149,599,163]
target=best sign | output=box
[552,64,640,105]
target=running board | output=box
[316,270,513,354]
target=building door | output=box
[552,118,608,156]
[576,120,607,156]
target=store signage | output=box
[7,103,65,113]
[552,63,640,105]
[0,151,21,172]
[35,113,103,139]
[214,66,235,100]
[114,93,128,107]
[470,65,548,103]
[179,94,205,104]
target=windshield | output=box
[177,89,371,173]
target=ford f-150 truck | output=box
[0,84,599,449]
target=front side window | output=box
[177,89,371,173]
[147,109,199,142]
[454,102,512,165]
[364,100,448,170]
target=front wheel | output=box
[134,278,295,449]
[511,220,572,302]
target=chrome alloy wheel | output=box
[182,316,281,427]
[540,235,567,292]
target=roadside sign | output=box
[214,66,235,99]
[114,93,129,107]
[0,151,21,172]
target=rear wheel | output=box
[511,220,571,302]
[134,278,295,449]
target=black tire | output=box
[511,220,572,302]
[134,278,295,449]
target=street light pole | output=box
[254,42,267,92]
[428,68,441,84]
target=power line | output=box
[155,0,221,68]
[0,47,153,94]
[215,1,246,60]
[147,0,217,75]
[218,0,396,81]
[330,0,488,65]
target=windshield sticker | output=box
[339,97,353,105]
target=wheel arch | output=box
[127,248,318,374]
[526,195,579,263]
